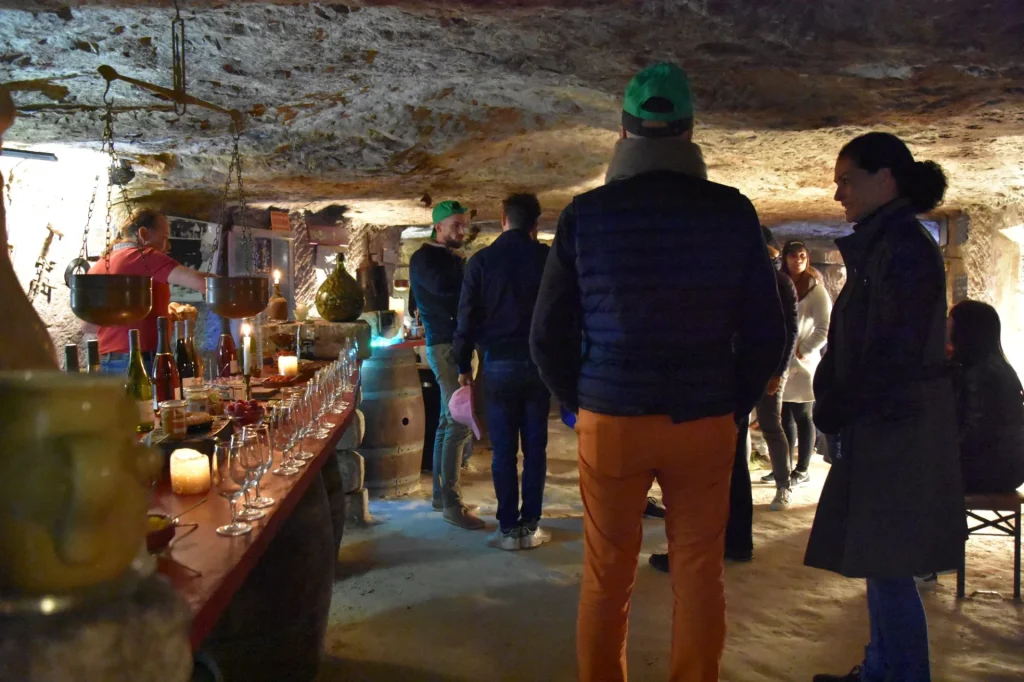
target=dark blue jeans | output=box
[862,577,930,681]
[483,359,550,532]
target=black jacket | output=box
[806,199,965,578]
[775,270,799,377]
[409,243,464,346]
[530,169,785,423]
[955,355,1024,494]
[454,229,550,375]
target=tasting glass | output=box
[232,432,266,521]
[289,395,316,461]
[242,423,275,508]
[271,404,301,476]
[213,440,252,537]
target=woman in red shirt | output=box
[88,209,213,374]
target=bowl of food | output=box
[185,411,214,433]
[146,513,176,554]
[224,400,265,427]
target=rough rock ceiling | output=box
[2,0,1023,226]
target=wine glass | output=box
[213,440,252,537]
[271,404,300,476]
[242,423,275,508]
[310,377,333,438]
[289,395,317,461]
[232,432,266,522]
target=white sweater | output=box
[782,280,832,403]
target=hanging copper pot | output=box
[69,274,152,326]
[207,276,269,319]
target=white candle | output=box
[170,448,211,495]
[278,355,299,377]
[273,269,281,285]
[241,323,252,376]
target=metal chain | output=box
[102,85,151,275]
[232,125,252,274]
[78,174,99,260]
[171,0,187,115]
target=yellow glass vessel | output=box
[0,371,163,594]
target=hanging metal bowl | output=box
[69,274,153,326]
[207,276,269,319]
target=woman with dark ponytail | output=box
[808,132,965,682]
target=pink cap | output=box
[448,385,481,440]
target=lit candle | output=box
[278,355,299,377]
[241,323,252,376]
[169,448,211,495]
[273,269,281,286]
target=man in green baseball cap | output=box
[409,198,484,530]
[530,62,784,681]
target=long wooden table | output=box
[151,388,357,649]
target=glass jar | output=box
[182,385,210,414]
[159,400,188,438]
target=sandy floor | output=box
[320,419,1024,682]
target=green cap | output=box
[432,200,468,225]
[623,63,694,122]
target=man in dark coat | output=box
[810,133,965,682]
[409,200,485,531]
[454,193,552,551]
[530,62,786,682]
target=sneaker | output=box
[813,666,862,682]
[769,488,792,511]
[649,553,670,573]
[915,573,939,590]
[442,505,486,530]
[519,524,551,549]
[790,470,811,487]
[759,471,775,484]
[487,525,522,551]
[643,496,666,519]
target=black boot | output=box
[643,496,666,519]
[648,553,669,573]
[813,666,862,682]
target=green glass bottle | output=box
[125,328,155,433]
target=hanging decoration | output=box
[26,224,61,303]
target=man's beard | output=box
[443,237,464,249]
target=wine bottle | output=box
[86,339,101,374]
[125,328,155,433]
[63,344,80,373]
[151,316,181,409]
[216,317,238,377]
[175,320,195,383]
[185,319,203,381]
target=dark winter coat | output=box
[409,243,464,347]
[955,356,1024,494]
[454,229,550,375]
[806,199,966,578]
[530,170,785,423]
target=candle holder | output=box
[243,374,252,402]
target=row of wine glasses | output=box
[211,339,359,537]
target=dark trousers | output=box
[862,577,931,681]
[483,358,551,532]
[725,413,753,556]
[757,383,793,490]
[782,401,815,473]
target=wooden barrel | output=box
[200,475,334,682]
[358,343,425,497]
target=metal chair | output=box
[957,491,1023,602]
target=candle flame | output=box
[273,269,281,284]
[241,322,252,337]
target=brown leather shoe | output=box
[443,505,485,530]
[433,499,478,513]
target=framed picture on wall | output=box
[167,216,220,302]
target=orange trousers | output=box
[576,409,737,682]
